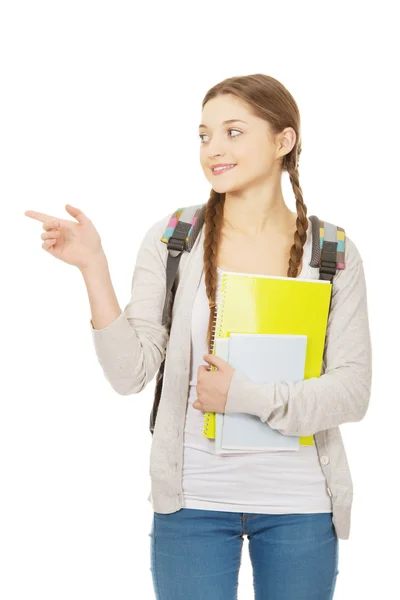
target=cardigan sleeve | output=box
[89,212,172,395]
[224,235,373,436]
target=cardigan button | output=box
[320,455,330,465]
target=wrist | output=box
[79,251,108,274]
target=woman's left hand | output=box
[193,353,235,414]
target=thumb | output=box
[203,352,225,369]
[65,203,90,225]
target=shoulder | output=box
[135,211,173,269]
[147,211,175,241]
[344,233,362,267]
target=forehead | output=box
[200,94,254,128]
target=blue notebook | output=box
[215,333,307,454]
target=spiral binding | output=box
[203,272,229,438]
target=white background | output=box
[1,1,398,598]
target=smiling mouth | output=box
[211,164,237,174]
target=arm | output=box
[224,235,373,436]
[81,253,123,331]
[86,213,172,396]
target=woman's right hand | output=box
[24,204,105,271]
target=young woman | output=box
[25,74,372,600]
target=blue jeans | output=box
[149,508,339,599]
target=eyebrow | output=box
[198,119,248,129]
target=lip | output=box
[210,163,237,169]
[211,164,237,175]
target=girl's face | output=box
[199,93,292,195]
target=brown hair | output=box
[202,74,309,354]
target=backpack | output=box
[149,203,346,436]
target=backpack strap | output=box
[160,204,206,326]
[309,215,346,282]
[309,215,346,315]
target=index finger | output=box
[24,210,58,223]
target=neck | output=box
[222,193,296,237]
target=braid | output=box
[285,147,309,278]
[203,190,225,353]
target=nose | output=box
[206,139,227,159]
[208,150,225,160]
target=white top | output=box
[182,224,333,514]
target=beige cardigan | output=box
[90,205,372,540]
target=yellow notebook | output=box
[203,271,332,446]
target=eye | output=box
[199,128,242,144]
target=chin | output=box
[212,182,242,194]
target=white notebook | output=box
[214,333,307,455]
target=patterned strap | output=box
[309,215,346,271]
[160,204,205,250]
[160,204,206,326]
